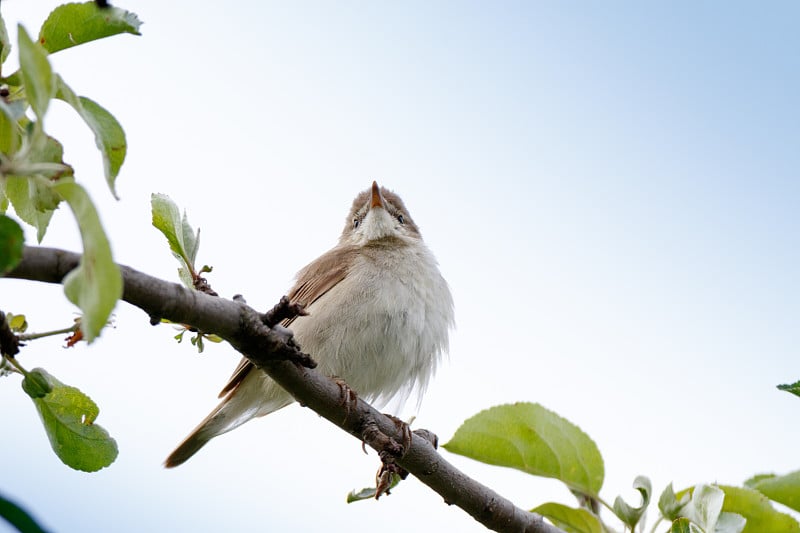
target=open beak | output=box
[370,181,384,209]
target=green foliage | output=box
[54,76,127,199]
[151,193,201,287]
[679,484,745,533]
[670,517,702,533]
[0,492,50,533]
[347,474,402,503]
[38,2,142,54]
[744,471,800,512]
[5,312,28,332]
[1,3,136,342]
[17,25,53,121]
[531,502,603,533]
[171,325,223,354]
[22,368,118,472]
[448,402,800,532]
[443,402,604,496]
[612,475,651,530]
[778,380,800,398]
[4,144,69,242]
[659,482,690,521]
[0,96,22,155]
[0,12,10,67]
[0,213,23,273]
[54,181,122,342]
[21,369,52,398]
[719,485,800,533]
[151,193,224,352]
[1,0,139,482]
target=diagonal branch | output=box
[7,245,564,533]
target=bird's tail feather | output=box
[165,377,291,467]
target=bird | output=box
[165,182,454,467]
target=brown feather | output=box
[217,245,359,398]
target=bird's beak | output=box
[370,181,384,209]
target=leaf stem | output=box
[18,323,79,341]
[3,355,28,375]
[597,496,616,516]
[648,516,664,533]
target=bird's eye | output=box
[397,214,404,224]
[353,218,360,229]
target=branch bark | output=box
[7,246,564,533]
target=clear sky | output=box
[2,2,798,532]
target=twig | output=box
[262,295,307,327]
[18,323,79,342]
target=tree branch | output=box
[7,246,564,533]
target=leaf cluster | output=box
[1,1,140,341]
[443,402,800,533]
[151,193,222,352]
[0,2,140,524]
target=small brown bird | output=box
[165,182,454,467]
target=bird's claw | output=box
[384,413,412,457]
[375,457,408,499]
[333,377,358,422]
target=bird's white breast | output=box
[289,239,454,411]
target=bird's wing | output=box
[217,245,358,398]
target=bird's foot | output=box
[333,377,359,422]
[374,456,408,499]
[372,414,416,499]
[383,413,413,456]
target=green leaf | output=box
[54,76,126,198]
[443,403,604,496]
[0,492,50,533]
[53,181,122,342]
[24,368,117,472]
[0,12,11,66]
[777,380,800,398]
[0,95,26,117]
[0,214,24,274]
[531,502,603,533]
[613,475,651,529]
[715,512,749,533]
[746,471,800,513]
[17,25,54,121]
[79,97,126,196]
[743,473,775,489]
[681,485,747,533]
[7,312,28,332]
[0,100,22,154]
[5,176,59,242]
[683,485,797,533]
[3,131,72,241]
[38,2,142,54]
[682,484,726,532]
[346,474,402,503]
[719,485,798,532]
[151,193,200,284]
[21,368,53,399]
[30,132,74,179]
[660,482,691,521]
[670,517,703,533]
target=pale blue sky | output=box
[2,2,798,532]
